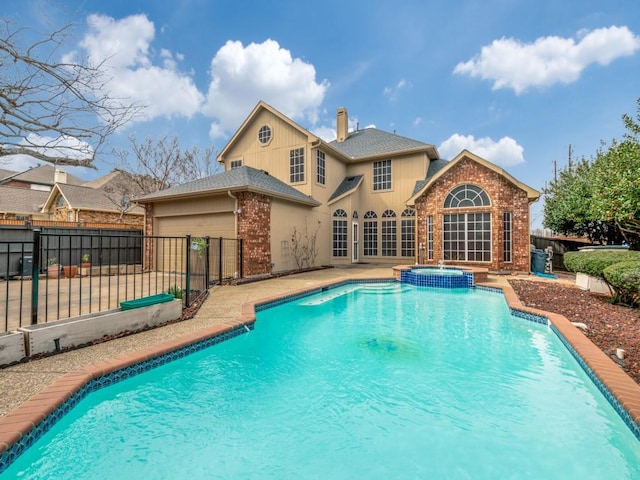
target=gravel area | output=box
[509,278,640,385]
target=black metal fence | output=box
[0,230,243,332]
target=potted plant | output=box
[47,257,61,278]
[63,264,78,278]
[81,252,91,268]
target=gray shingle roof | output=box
[328,128,432,159]
[2,164,84,186]
[135,166,320,206]
[57,184,144,214]
[328,175,363,202]
[411,158,450,196]
[0,186,50,214]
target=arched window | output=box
[444,184,490,208]
[401,209,416,257]
[332,209,348,257]
[442,186,491,262]
[381,210,397,256]
[363,211,378,256]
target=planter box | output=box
[19,300,182,356]
[575,272,611,294]
[0,331,26,366]
[120,293,175,310]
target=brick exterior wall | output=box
[52,207,143,228]
[415,157,531,272]
[236,192,271,276]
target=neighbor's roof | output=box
[43,184,144,214]
[328,175,364,203]
[328,128,439,161]
[0,168,18,181]
[0,164,84,186]
[135,166,320,206]
[0,186,49,214]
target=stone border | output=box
[1,276,639,470]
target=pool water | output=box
[4,283,640,479]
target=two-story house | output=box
[136,101,539,275]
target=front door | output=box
[352,222,359,263]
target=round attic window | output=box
[258,125,272,144]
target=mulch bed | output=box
[509,279,640,385]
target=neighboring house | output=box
[136,101,540,275]
[0,186,50,220]
[0,164,84,191]
[41,181,144,226]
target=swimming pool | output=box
[2,282,640,478]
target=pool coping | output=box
[1,276,639,468]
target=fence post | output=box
[185,235,191,308]
[205,236,210,287]
[218,237,223,283]
[31,229,41,325]
[239,238,243,279]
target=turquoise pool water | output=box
[4,282,640,479]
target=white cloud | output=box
[312,126,336,142]
[67,14,204,120]
[202,39,329,138]
[21,134,94,160]
[383,79,409,100]
[438,134,524,167]
[453,26,640,94]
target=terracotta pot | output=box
[63,265,78,278]
[47,266,61,278]
[80,263,91,268]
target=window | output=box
[373,159,391,191]
[316,150,325,185]
[381,210,397,256]
[290,147,305,183]
[503,212,512,262]
[332,209,348,257]
[230,160,242,169]
[443,185,491,262]
[444,184,490,208]
[258,125,272,144]
[363,211,378,256]
[443,212,491,262]
[401,209,415,257]
[427,216,434,260]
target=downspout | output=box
[227,190,238,237]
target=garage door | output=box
[154,213,236,277]
[155,212,234,238]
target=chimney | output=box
[336,107,348,143]
[54,169,67,184]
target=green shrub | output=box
[167,285,183,299]
[603,261,640,307]
[564,250,640,279]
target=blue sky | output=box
[4,0,640,229]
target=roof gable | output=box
[217,101,321,162]
[42,184,144,214]
[407,150,540,204]
[135,166,320,206]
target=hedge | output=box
[603,260,640,307]
[564,250,640,307]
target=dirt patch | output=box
[509,279,640,385]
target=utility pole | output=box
[568,144,573,171]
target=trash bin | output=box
[531,249,547,273]
[20,255,33,276]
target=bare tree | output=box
[113,135,220,194]
[0,18,142,167]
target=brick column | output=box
[236,192,271,275]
